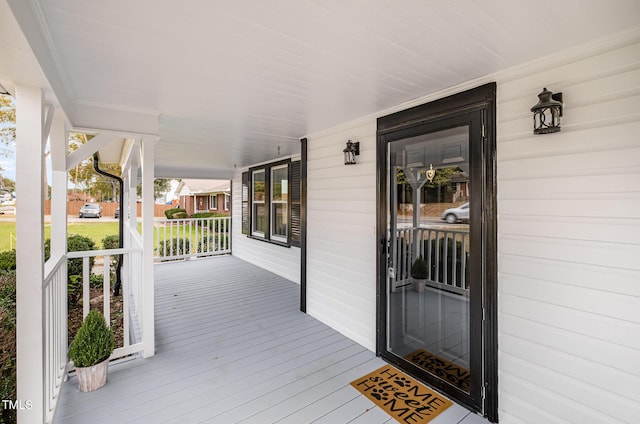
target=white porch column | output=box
[15,85,46,424]
[128,158,139,232]
[49,117,68,258]
[141,137,156,357]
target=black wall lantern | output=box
[531,87,563,134]
[343,140,360,165]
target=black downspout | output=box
[93,154,124,296]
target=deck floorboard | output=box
[54,256,487,424]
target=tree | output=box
[1,177,15,193]
[137,178,174,200]
[68,159,121,201]
[66,133,122,201]
[0,95,16,157]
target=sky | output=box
[0,145,16,182]
[1,94,55,190]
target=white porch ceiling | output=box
[3,0,640,178]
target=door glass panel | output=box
[387,125,472,393]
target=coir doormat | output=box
[405,349,470,393]
[350,365,452,423]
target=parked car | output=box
[79,203,102,218]
[441,202,469,224]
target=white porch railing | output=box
[43,253,68,424]
[393,227,470,295]
[45,246,145,422]
[66,246,145,360]
[154,217,230,261]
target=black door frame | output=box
[375,83,497,421]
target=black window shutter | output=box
[290,161,301,246]
[241,172,249,235]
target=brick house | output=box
[175,179,231,216]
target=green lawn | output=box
[0,222,120,252]
[0,219,230,254]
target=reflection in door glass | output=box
[387,125,471,393]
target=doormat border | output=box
[350,364,452,423]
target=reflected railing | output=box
[392,227,470,295]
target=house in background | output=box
[175,179,231,216]
[3,1,639,423]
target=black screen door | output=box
[377,84,497,420]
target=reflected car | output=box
[79,203,102,218]
[441,202,469,224]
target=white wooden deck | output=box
[53,256,489,424]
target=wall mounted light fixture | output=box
[531,87,563,134]
[343,140,360,165]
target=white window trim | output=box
[209,194,218,210]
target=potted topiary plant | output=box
[68,309,115,392]
[411,255,429,292]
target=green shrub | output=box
[411,256,429,279]
[68,275,83,307]
[102,234,119,250]
[68,310,115,368]
[67,234,97,277]
[44,235,97,310]
[0,250,16,272]
[157,238,190,257]
[44,238,51,261]
[192,213,229,232]
[196,235,229,254]
[102,234,120,277]
[164,208,187,219]
[0,272,16,424]
[191,212,212,219]
[425,237,468,287]
[89,273,104,289]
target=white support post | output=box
[49,117,68,259]
[141,138,156,357]
[129,164,138,231]
[15,85,46,424]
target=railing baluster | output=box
[153,216,230,261]
[103,255,110,326]
[82,257,90,317]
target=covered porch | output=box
[4,1,640,423]
[53,256,486,424]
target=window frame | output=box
[251,168,267,238]
[270,164,289,243]
[248,159,291,245]
[209,194,218,210]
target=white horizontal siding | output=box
[496,31,640,423]
[231,170,301,284]
[306,120,378,352]
[302,28,640,423]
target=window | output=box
[224,194,230,211]
[271,165,288,242]
[210,194,218,210]
[242,159,301,246]
[252,169,266,237]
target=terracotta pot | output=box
[413,279,426,293]
[75,359,109,392]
